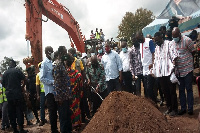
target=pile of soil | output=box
[82,91,198,133]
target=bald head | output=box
[172,27,181,43]
[45,46,53,54]
[121,41,127,48]
[172,27,181,38]
[45,46,53,60]
[90,55,98,68]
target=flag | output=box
[157,0,200,19]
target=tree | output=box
[0,57,22,73]
[117,8,155,46]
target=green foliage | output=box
[0,57,21,73]
[117,8,155,46]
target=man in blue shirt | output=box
[101,42,122,94]
[40,46,58,133]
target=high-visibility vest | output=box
[0,87,7,103]
[37,72,45,93]
[39,79,44,93]
[40,82,44,92]
[95,32,100,39]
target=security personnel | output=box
[0,74,10,130]
[2,59,28,133]
[36,62,46,126]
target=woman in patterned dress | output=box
[63,54,83,128]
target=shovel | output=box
[91,86,104,101]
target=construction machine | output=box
[23,0,86,70]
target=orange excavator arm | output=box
[24,0,86,69]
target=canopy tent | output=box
[142,19,169,37]
[142,0,200,37]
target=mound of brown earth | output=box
[82,91,197,133]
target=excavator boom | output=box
[24,0,85,69]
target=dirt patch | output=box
[82,91,199,133]
[1,85,200,133]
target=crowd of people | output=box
[0,25,199,133]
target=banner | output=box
[157,0,200,19]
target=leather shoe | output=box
[178,110,186,115]
[39,121,45,126]
[19,129,29,133]
[160,101,164,106]
[1,125,5,130]
[164,109,171,115]
[169,110,177,117]
[27,121,33,126]
[6,125,10,129]
[188,110,193,115]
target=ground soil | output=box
[83,91,199,133]
[1,82,200,133]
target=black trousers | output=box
[46,93,58,133]
[92,89,108,114]
[57,100,72,133]
[154,78,164,101]
[80,90,90,122]
[29,94,39,120]
[122,71,132,93]
[106,77,121,94]
[135,74,143,96]
[143,75,157,103]
[159,76,178,111]
[8,99,25,130]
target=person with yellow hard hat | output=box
[36,62,47,126]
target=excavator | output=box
[23,0,86,70]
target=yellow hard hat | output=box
[38,62,42,68]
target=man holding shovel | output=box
[86,55,107,114]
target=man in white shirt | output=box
[101,42,122,93]
[153,32,178,116]
[136,31,156,103]
[119,41,132,93]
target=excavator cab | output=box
[84,39,100,57]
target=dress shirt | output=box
[153,40,179,77]
[171,35,195,77]
[40,57,54,96]
[101,50,122,81]
[119,48,131,72]
[129,46,143,76]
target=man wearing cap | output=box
[2,59,28,133]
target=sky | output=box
[0,0,169,69]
